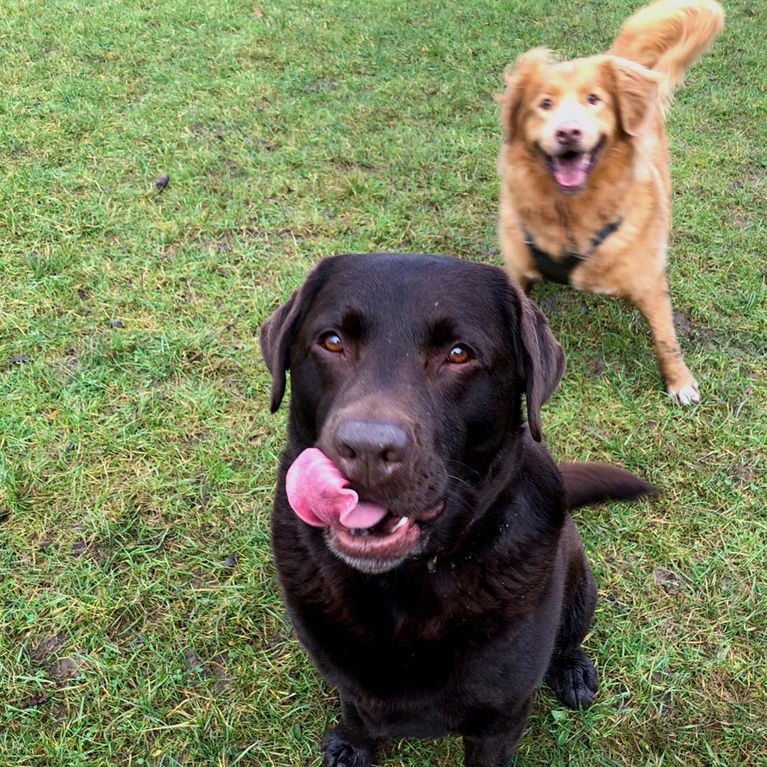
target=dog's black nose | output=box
[555,122,582,145]
[333,419,410,485]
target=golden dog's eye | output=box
[447,345,472,364]
[540,97,553,110]
[587,93,601,105]
[320,332,344,353]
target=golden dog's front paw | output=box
[667,377,700,406]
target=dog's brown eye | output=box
[447,345,471,364]
[540,97,553,110]
[320,332,344,353]
[587,93,600,105]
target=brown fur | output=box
[496,0,724,405]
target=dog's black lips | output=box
[325,497,446,574]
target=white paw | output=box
[668,382,700,406]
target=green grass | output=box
[1,0,765,765]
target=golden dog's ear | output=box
[507,279,566,442]
[496,47,550,141]
[260,263,329,413]
[604,56,661,136]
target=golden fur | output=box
[497,0,724,405]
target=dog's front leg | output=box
[322,698,378,767]
[631,277,699,405]
[462,700,531,767]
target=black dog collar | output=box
[525,216,624,285]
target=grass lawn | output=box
[1,0,765,765]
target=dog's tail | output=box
[558,462,656,509]
[608,0,724,109]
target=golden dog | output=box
[497,0,724,405]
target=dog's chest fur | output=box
[272,456,568,735]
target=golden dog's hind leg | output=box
[631,278,700,406]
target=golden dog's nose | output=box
[555,122,582,145]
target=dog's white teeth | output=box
[391,516,409,531]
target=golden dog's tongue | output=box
[553,153,590,189]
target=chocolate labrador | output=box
[260,253,653,766]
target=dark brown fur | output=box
[261,254,653,766]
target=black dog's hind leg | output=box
[322,698,377,767]
[545,544,599,709]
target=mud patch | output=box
[19,692,50,709]
[185,650,231,694]
[673,310,718,349]
[587,358,605,376]
[29,632,68,664]
[653,567,681,594]
[731,464,757,485]
[50,655,88,681]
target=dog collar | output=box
[524,216,624,285]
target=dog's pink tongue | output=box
[285,448,388,530]
[553,153,590,189]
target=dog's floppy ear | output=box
[604,56,661,136]
[508,280,566,442]
[260,263,329,413]
[496,47,550,142]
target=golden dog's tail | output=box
[609,0,725,108]
[558,463,656,510]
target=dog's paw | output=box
[545,649,599,709]
[667,380,700,406]
[322,730,373,767]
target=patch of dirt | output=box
[729,207,750,228]
[71,539,90,557]
[587,358,605,376]
[672,310,718,349]
[672,310,694,337]
[305,78,336,93]
[185,650,204,673]
[706,667,758,709]
[51,702,69,722]
[653,567,681,594]
[185,650,231,694]
[29,633,68,663]
[50,655,88,681]
[209,654,230,694]
[19,692,50,709]
[731,464,757,485]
